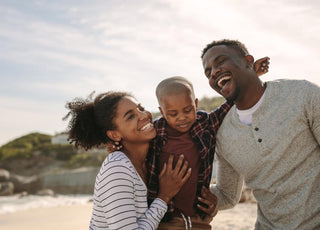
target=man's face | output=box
[159,92,198,134]
[202,45,250,102]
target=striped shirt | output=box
[89,151,167,230]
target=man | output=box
[201,39,320,229]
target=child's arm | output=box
[254,57,270,76]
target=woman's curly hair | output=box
[63,91,132,150]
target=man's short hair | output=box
[201,39,249,58]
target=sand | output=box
[0,202,257,230]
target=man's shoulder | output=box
[268,79,313,88]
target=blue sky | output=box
[1,0,320,146]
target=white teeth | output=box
[217,76,231,88]
[140,123,152,131]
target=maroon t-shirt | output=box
[159,132,200,216]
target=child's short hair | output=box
[156,76,195,105]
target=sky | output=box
[1,0,320,146]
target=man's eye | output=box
[205,71,211,79]
[217,58,225,66]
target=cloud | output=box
[0,0,319,145]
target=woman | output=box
[64,91,191,229]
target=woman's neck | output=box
[122,142,149,167]
[122,142,149,184]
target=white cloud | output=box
[0,0,320,145]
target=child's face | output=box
[159,92,198,134]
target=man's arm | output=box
[210,151,244,210]
[305,81,320,145]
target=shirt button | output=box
[258,138,262,142]
[254,127,259,131]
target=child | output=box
[146,58,269,229]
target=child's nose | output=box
[177,114,187,121]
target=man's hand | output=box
[197,186,218,218]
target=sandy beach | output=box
[0,202,257,230]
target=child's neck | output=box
[166,124,189,137]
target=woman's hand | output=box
[254,57,270,76]
[197,186,218,218]
[157,154,191,203]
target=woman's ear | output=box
[106,130,121,142]
[245,55,254,68]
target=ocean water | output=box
[0,194,92,215]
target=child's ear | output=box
[195,98,198,109]
[245,55,254,68]
[106,130,121,142]
[159,106,165,118]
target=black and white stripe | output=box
[89,151,167,230]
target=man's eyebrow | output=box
[205,55,226,72]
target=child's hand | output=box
[254,57,270,77]
[157,154,191,203]
[197,186,218,218]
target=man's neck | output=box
[236,81,266,110]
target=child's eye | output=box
[184,108,192,113]
[168,113,177,117]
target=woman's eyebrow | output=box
[123,109,133,118]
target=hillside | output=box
[0,132,107,176]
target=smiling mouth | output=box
[177,123,189,129]
[139,122,153,131]
[217,75,231,89]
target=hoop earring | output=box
[112,140,123,150]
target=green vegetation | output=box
[38,143,77,160]
[197,96,226,112]
[0,132,107,170]
[0,133,52,160]
[66,152,108,169]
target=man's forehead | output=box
[204,45,236,58]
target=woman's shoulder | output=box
[98,151,134,175]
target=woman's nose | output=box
[138,110,148,120]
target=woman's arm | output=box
[91,158,167,230]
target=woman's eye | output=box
[128,114,135,120]
[138,105,145,111]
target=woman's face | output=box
[112,96,156,145]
